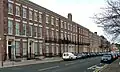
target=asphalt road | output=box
[0,57,101,72]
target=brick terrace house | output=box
[0,0,106,61]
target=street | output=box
[0,57,102,72]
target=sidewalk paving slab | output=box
[0,57,62,68]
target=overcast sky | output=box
[30,0,108,38]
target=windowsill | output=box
[8,13,13,15]
[23,17,27,19]
[34,37,38,38]
[29,36,32,37]
[15,15,20,17]
[15,34,20,36]
[39,21,42,23]
[34,20,38,22]
[21,35,27,37]
[46,22,49,24]
[8,33,13,35]
[39,37,43,39]
[29,19,33,20]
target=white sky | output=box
[30,0,107,37]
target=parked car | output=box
[62,52,77,60]
[76,53,83,59]
[101,54,113,63]
[81,53,87,58]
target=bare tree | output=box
[94,0,120,41]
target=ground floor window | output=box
[46,44,49,53]
[34,42,38,55]
[23,42,27,56]
[56,45,59,55]
[39,43,43,55]
[52,44,55,55]
[15,41,20,57]
[61,44,63,53]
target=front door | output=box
[8,46,12,59]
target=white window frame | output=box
[61,20,63,28]
[23,23,26,36]
[46,14,49,24]
[34,26,37,38]
[56,18,59,26]
[29,10,33,20]
[15,21,20,36]
[8,3,13,15]
[64,22,67,29]
[34,11,38,21]
[39,12,42,23]
[8,19,13,35]
[39,27,42,38]
[16,5,20,16]
[23,7,27,18]
[51,17,54,25]
[29,25,33,37]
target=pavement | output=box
[0,57,102,72]
[0,57,62,68]
[101,58,120,72]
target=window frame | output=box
[23,7,27,18]
[15,21,20,36]
[8,19,13,35]
[8,3,13,15]
[16,5,20,16]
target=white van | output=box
[62,52,77,60]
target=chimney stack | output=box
[68,13,72,21]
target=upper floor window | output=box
[40,27,42,38]
[23,24,26,36]
[61,32,63,39]
[68,23,70,30]
[61,20,63,28]
[76,26,77,32]
[51,30,54,39]
[39,12,42,23]
[46,15,49,23]
[23,8,27,18]
[65,32,67,39]
[71,24,72,31]
[15,22,20,35]
[64,22,67,29]
[46,29,49,37]
[76,35,77,42]
[34,11,38,21]
[56,18,59,26]
[71,33,72,41]
[29,10,33,20]
[56,31,59,40]
[8,20,13,35]
[51,17,54,25]
[29,25,32,36]
[34,26,37,37]
[16,5,20,16]
[8,3,13,14]
[38,27,42,38]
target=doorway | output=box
[8,41,12,59]
[8,46,12,59]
